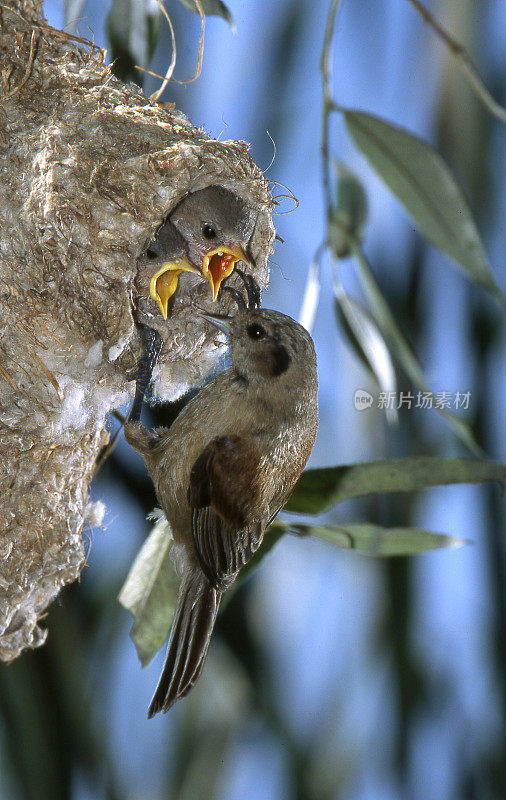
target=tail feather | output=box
[148,568,220,717]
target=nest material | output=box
[0,0,275,661]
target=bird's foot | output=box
[221,268,261,311]
[129,326,163,422]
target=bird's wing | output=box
[188,435,266,590]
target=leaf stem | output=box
[320,0,342,213]
[405,0,506,127]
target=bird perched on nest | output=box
[124,287,318,716]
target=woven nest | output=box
[0,0,275,660]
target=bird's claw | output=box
[220,268,262,311]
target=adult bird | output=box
[125,300,318,716]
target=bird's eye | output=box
[247,324,266,340]
[145,247,158,260]
[202,223,217,240]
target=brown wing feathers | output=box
[149,435,267,714]
[188,435,265,589]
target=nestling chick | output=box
[134,219,195,320]
[135,185,258,320]
[130,186,260,417]
[125,307,318,716]
[128,270,262,424]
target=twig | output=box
[0,6,103,56]
[320,0,342,214]
[42,23,102,54]
[405,0,506,127]
[2,29,37,101]
[148,0,205,102]
[175,0,205,85]
[149,0,177,102]
[94,426,122,474]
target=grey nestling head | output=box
[170,186,258,264]
[142,219,186,264]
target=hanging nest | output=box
[0,0,275,661]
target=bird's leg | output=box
[221,285,247,310]
[220,269,262,311]
[129,326,163,422]
[234,268,261,309]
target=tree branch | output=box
[405,0,506,127]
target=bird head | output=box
[203,307,318,397]
[149,186,257,317]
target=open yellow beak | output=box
[149,258,199,319]
[202,245,248,301]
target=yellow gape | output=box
[149,258,199,319]
[149,245,248,317]
[202,245,248,300]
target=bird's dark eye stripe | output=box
[202,223,217,239]
[271,344,290,376]
[247,324,266,340]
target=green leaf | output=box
[177,0,236,31]
[285,457,506,514]
[118,458,505,658]
[118,517,179,666]
[269,520,469,556]
[107,0,161,83]
[334,277,397,423]
[350,241,483,455]
[343,109,503,302]
[329,161,368,258]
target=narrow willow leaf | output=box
[118,517,179,666]
[107,0,160,82]
[286,457,506,514]
[351,241,483,455]
[177,0,236,31]
[272,520,469,556]
[64,0,86,27]
[299,258,321,333]
[329,161,368,258]
[334,276,397,423]
[335,161,368,232]
[343,109,503,302]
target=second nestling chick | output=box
[135,185,259,321]
[125,306,318,716]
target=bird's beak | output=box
[202,245,248,301]
[201,312,233,337]
[149,258,200,319]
